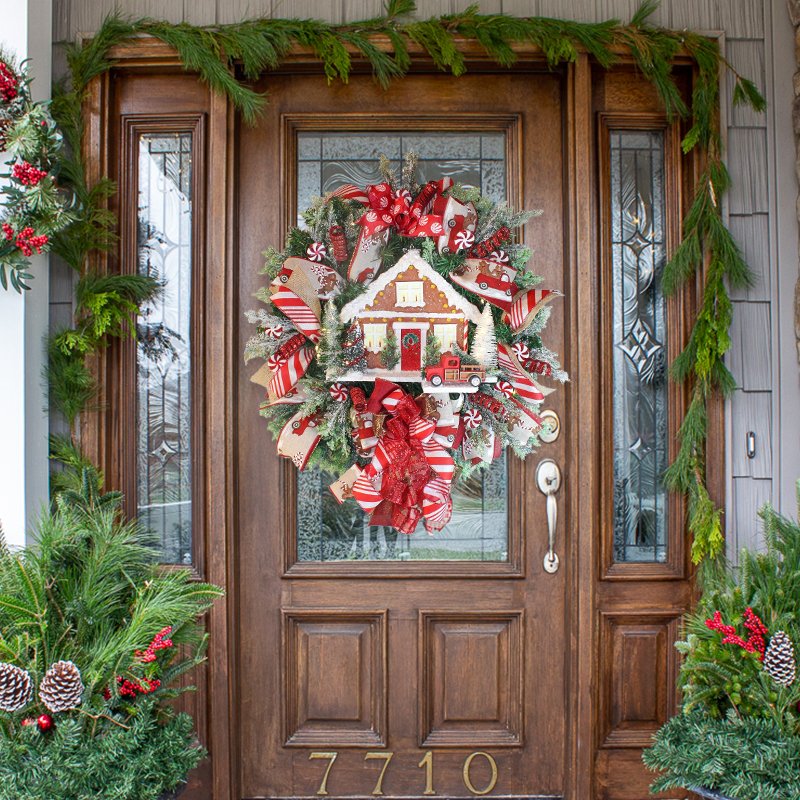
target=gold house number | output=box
[308,750,499,796]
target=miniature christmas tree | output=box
[342,323,367,372]
[380,329,400,370]
[425,333,442,367]
[471,303,498,369]
[317,302,344,379]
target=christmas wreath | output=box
[246,155,565,535]
[0,51,72,291]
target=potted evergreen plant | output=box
[644,496,800,800]
[0,466,222,800]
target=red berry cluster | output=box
[3,225,48,257]
[0,62,18,103]
[12,161,47,186]
[135,625,174,663]
[705,607,768,659]
[117,676,162,698]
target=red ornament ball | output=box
[37,714,54,732]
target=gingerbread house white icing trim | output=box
[338,249,482,325]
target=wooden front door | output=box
[236,68,568,799]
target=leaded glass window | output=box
[136,133,193,565]
[295,130,508,562]
[610,130,668,563]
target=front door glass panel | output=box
[295,131,508,562]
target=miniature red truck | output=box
[425,354,486,388]
[476,261,513,295]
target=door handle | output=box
[535,458,562,574]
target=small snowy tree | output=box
[317,301,344,378]
[342,323,367,373]
[425,332,442,367]
[379,330,400,370]
[471,303,498,369]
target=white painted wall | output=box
[0,0,52,548]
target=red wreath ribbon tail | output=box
[497,342,547,405]
[351,470,383,514]
[422,477,453,532]
[358,182,399,235]
[267,345,315,403]
[502,288,561,333]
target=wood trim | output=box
[596,112,688,582]
[100,34,706,73]
[205,85,237,800]
[565,53,597,800]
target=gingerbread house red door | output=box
[399,329,421,371]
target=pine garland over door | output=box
[0,0,766,562]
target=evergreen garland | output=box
[0,0,764,559]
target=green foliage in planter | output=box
[644,494,800,798]
[0,476,223,800]
[0,700,201,800]
[643,712,800,800]
[674,500,800,729]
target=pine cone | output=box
[763,630,796,687]
[39,660,84,712]
[0,662,32,712]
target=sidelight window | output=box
[135,132,194,565]
[609,130,668,563]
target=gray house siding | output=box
[51,0,798,553]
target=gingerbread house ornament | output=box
[338,249,482,382]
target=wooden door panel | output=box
[420,611,523,747]
[283,610,387,747]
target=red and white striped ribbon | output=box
[497,342,546,405]
[270,286,321,342]
[267,344,315,403]
[502,288,559,333]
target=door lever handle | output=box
[535,458,562,574]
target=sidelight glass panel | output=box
[136,132,193,565]
[295,131,507,562]
[610,130,668,563]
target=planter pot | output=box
[690,788,736,800]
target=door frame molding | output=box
[79,38,717,800]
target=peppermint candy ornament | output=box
[267,353,285,372]
[264,324,284,340]
[329,383,348,403]
[511,342,530,362]
[454,230,475,251]
[306,242,328,262]
[464,408,484,430]
[495,380,514,398]
[489,249,509,263]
